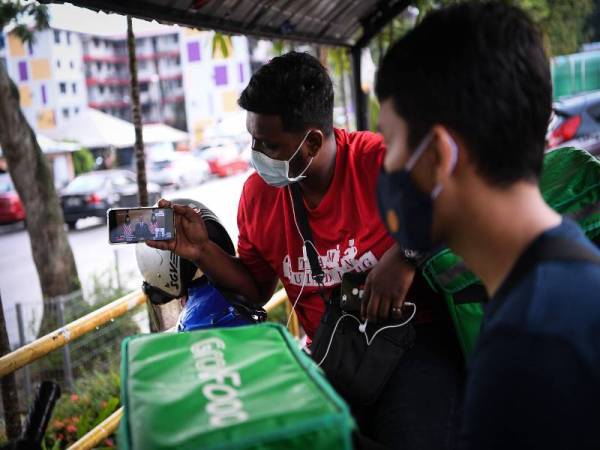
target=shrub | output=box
[43,368,120,449]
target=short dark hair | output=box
[376,2,552,186]
[238,51,334,135]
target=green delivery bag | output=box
[119,323,354,450]
[422,147,600,358]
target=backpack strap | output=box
[288,183,325,285]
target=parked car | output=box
[0,173,25,224]
[147,152,210,189]
[60,170,161,229]
[546,91,600,157]
[194,140,250,177]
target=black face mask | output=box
[376,133,457,252]
[377,168,437,252]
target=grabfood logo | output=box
[190,337,249,428]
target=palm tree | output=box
[0,2,81,337]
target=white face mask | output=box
[250,130,313,187]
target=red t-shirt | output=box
[237,128,396,338]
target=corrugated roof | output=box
[41,0,410,47]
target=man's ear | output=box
[305,129,324,157]
[431,125,458,183]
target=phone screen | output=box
[107,207,174,244]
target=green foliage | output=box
[367,0,595,62]
[272,40,286,56]
[43,369,120,449]
[212,32,232,58]
[369,96,380,133]
[32,269,139,393]
[536,0,594,55]
[71,148,95,176]
[0,1,49,44]
[328,47,350,78]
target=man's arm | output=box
[194,239,277,305]
[147,199,272,305]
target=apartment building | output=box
[2,25,252,141]
[2,28,88,131]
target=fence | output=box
[552,50,600,99]
[0,287,297,449]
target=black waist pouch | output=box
[310,296,415,406]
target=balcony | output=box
[86,76,130,87]
[88,99,130,109]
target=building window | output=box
[18,61,28,81]
[54,30,60,44]
[96,61,101,71]
[56,60,61,69]
[27,41,34,55]
[59,82,67,94]
[139,83,149,93]
[187,42,201,62]
[66,32,71,45]
[214,65,228,86]
[70,61,74,69]
[72,83,77,94]
[41,85,47,105]
[93,37,99,47]
[0,35,5,50]
[99,85,105,94]
[74,107,79,114]
[62,108,69,118]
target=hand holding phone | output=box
[145,199,209,262]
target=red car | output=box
[0,174,25,224]
[194,141,250,177]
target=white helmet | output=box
[135,199,235,304]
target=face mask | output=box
[250,130,313,187]
[377,133,457,252]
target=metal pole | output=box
[57,296,75,392]
[351,46,368,131]
[0,291,147,377]
[0,291,22,439]
[114,249,122,290]
[16,303,32,404]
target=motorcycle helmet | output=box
[135,198,235,304]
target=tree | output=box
[0,1,81,336]
[368,0,594,59]
[72,148,95,176]
[329,47,351,130]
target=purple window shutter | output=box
[214,65,228,86]
[187,42,201,62]
[41,85,47,104]
[18,61,28,81]
[238,63,244,83]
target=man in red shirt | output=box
[149,52,463,449]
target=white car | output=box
[147,153,210,189]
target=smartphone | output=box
[339,272,368,313]
[107,207,175,244]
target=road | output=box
[0,171,250,345]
